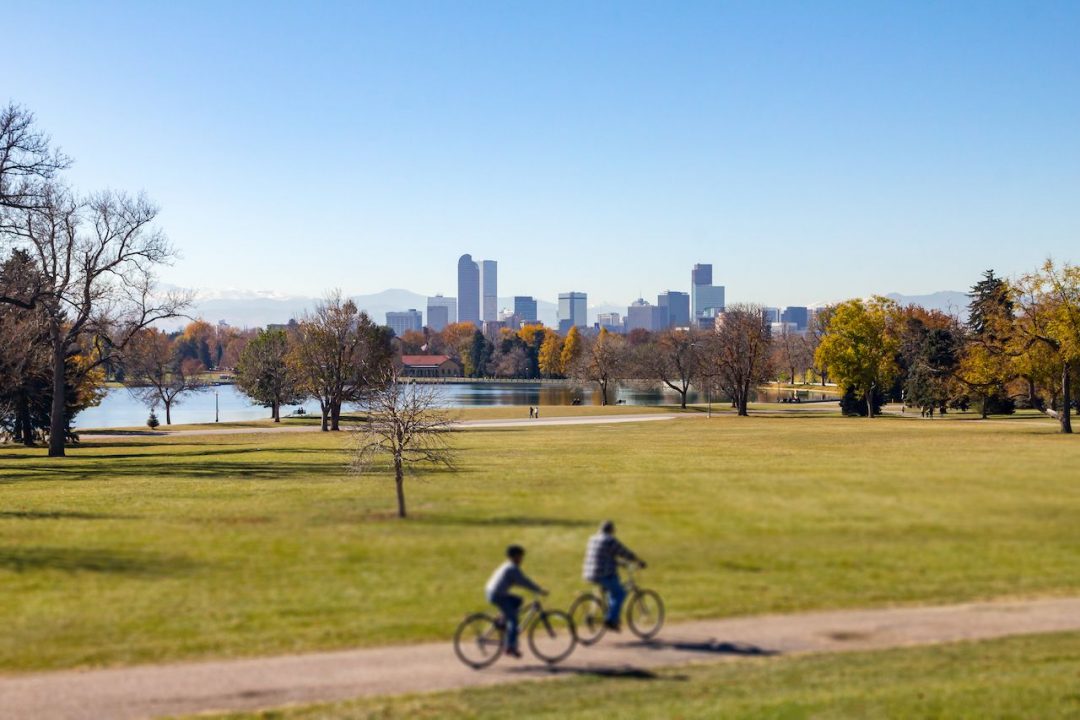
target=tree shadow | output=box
[628,639,779,657]
[0,546,196,576]
[0,460,346,484]
[0,510,134,521]
[419,515,594,529]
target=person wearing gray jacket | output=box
[485,544,547,657]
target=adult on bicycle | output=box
[582,520,645,631]
[485,544,548,658]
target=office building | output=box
[457,254,480,326]
[597,312,622,332]
[514,296,538,324]
[426,295,456,331]
[386,309,423,336]
[657,290,690,328]
[691,263,725,320]
[480,260,498,323]
[781,306,809,331]
[763,307,781,324]
[626,298,667,332]
[558,291,587,333]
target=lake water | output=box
[75,382,834,429]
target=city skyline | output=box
[5,3,1077,307]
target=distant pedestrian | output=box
[529,406,535,419]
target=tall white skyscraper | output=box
[558,291,587,333]
[480,260,498,323]
[691,262,725,322]
[457,254,480,327]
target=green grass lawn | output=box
[189,632,1080,719]
[1,412,1078,673]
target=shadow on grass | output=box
[420,515,594,529]
[0,510,134,521]
[0,459,346,483]
[629,639,779,657]
[0,546,196,576]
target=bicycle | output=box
[453,592,577,669]
[569,562,664,645]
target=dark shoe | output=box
[493,618,507,630]
[506,648,522,658]
[604,620,621,632]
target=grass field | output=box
[1,410,1079,673]
[191,632,1080,719]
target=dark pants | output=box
[597,575,626,624]
[489,593,523,650]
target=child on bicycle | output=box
[485,544,548,658]
[582,520,645,631]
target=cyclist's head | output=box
[506,544,525,562]
[600,520,615,535]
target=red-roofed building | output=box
[398,354,462,378]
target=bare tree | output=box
[288,291,393,431]
[705,304,774,416]
[571,328,628,406]
[771,325,814,386]
[3,187,188,454]
[636,328,704,409]
[0,103,70,216]
[351,368,457,518]
[123,328,208,425]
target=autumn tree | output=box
[771,325,814,385]
[1012,260,1080,434]
[352,368,457,518]
[538,330,564,378]
[288,292,393,431]
[704,304,774,416]
[958,270,1016,416]
[814,297,900,418]
[123,329,207,425]
[560,325,583,373]
[571,328,627,406]
[235,329,302,421]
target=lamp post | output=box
[214,389,219,423]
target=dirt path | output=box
[2,597,1079,720]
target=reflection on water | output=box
[74,382,835,429]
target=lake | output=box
[74,382,835,429]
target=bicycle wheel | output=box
[453,613,505,669]
[527,610,577,664]
[626,589,665,640]
[569,593,608,646]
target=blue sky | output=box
[6,1,1079,307]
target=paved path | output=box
[2,597,1079,720]
[79,414,681,440]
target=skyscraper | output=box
[386,309,423,336]
[781,306,809,331]
[657,290,690,328]
[480,260,498,322]
[513,296,538,324]
[457,254,480,327]
[426,295,457,331]
[558,291,587,333]
[691,262,725,322]
[626,298,666,332]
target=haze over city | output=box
[6,2,1079,308]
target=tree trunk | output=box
[599,381,608,406]
[330,401,341,430]
[164,400,172,425]
[865,387,874,419]
[679,387,687,409]
[394,456,406,518]
[48,333,66,457]
[320,401,329,432]
[980,392,988,419]
[1061,363,1073,434]
[17,393,34,447]
[272,401,280,422]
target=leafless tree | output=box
[571,328,628,406]
[704,304,774,416]
[4,187,188,455]
[123,328,208,425]
[771,325,814,386]
[635,328,705,409]
[287,291,393,431]
[0,103,70,217]
[351,368,458,518]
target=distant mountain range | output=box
[158,286,970,330]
